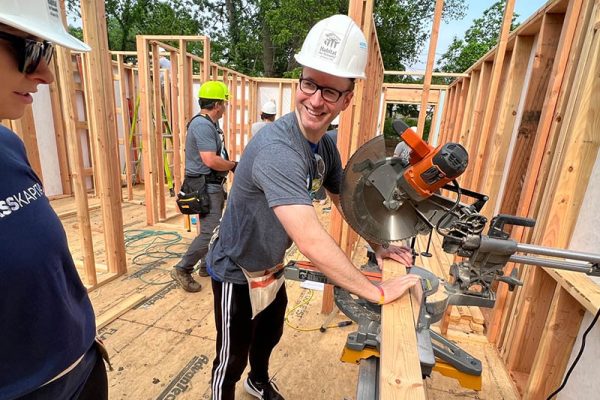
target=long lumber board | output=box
[380,259,426,399]
[96,293,147,330]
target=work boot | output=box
[198,265,210,277]
[244,377,285,400]
[170,268,201,292]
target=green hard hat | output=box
[198,80,229,101]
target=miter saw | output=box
[285,120,600,396]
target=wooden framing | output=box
[2,0,131,287]
[48,62,72,196]
[468,0,515,191]
[54,42,97,286]
[479,35,534,220]
[115,54,134,201]
[383,84,444,104]
[416,0,444,137]
[11,108,43,180]
[437,0,600,397]
[80,0,127,276]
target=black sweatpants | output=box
[210,279,287,400]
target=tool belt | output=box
[240,263,285,319]
[187,171,226,185]
[176,175,210,217]
[205,174,226,185]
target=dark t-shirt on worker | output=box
[206,112,342,284]
[0,124,96,399]
[184,114,228,179]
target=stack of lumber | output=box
[448,305,485,334]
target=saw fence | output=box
[3,0,599,398]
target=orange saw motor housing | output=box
[392,120,468,201]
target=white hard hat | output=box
[261,100,277,115]
[0,0,90,52]
[294,14,368,79]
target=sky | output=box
[409,0,548,70]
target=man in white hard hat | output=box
[251,100,277,135]
[0,0,108,399]
[394,126,418,161]
[205,15,420,400]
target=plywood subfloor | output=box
[52,192,519,399]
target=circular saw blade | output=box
[339,135,419,245]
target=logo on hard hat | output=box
[48,0,60,19]
[318,32,341,61]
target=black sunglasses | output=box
[0,31,54,74]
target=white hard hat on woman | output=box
[0,0,90,51]
[0,1,107,399]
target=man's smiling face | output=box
[295,67,354,139]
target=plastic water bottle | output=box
[191,216,197,225]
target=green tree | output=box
[438,0,519,73]
[208,0,345,77]
[67,0,467,78]
[209,0,467,77]
[375,0,466,73]
[67,0,206,51]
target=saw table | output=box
[285,260,483,396]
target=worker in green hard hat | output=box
[171,80,237,292]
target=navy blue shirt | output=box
[0,125,96,399]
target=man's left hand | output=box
[374,244,413,268]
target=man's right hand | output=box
[378,274,422,304]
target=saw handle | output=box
[392,119,432,160]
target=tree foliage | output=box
[437,0,519,73]
[67,0,206,51]
[208,0,347,77]
[375,0,466,72]
[213,0,467,77]
[67,0,468,78]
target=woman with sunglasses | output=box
[0,1,108,399]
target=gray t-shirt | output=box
[206,112,342,284]
[184,115,227,176]
[251,121,269,135]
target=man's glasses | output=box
[299,77,351,103]
[0,31,54,74]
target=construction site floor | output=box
[53,189,520,399]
